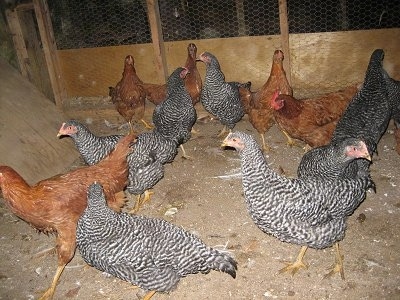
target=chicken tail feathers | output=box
[207,250,238,279]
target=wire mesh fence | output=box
[48,0,399,49]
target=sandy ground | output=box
[1,109,400,300]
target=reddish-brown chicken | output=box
[0,133,135,300]
[109,55,151,133]
[142,43,203,106]
[240,50,293,151]
[271,84,359,148]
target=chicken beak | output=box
[364,153,372,161]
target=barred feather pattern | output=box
[59,120,123,165]
[152,67,197,146]
[77,183,237,293]
[297,138,373,181]
[224,132,372,249]
[199,52,244,129]
[332,49,391,160]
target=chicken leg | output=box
[279,245,308,275]
[38,264,65,300]
[260,134,271,152]
[143,290,157,300]
[324,242,345,280]
[129,190,154,214]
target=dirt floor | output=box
[1,105,400,300]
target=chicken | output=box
[297,138,372,180]
[77,182,237,299]
[221,131,373,279]
[270,84,359,148]
[183,43,203,105]
[110,55,151,133]
[0,133,135,299]
[57,120,177,212]
[332,49,390,156]
[57,120,123,165]
[241,50,293,151]
[197,51,245,137]
[153,67,197,159]
[141,43,202,106]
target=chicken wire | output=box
[48,0,399,49]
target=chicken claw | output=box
[279,246,308,276]
[324,243,345,280]
[129,190,154,214]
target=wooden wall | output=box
[57,28,400,100]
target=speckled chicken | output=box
[222,131,373,279]
[58,120,177,212]
[332,49,390,156]
[152,67,197,159]
[109,55,151,133]
[297,138,372,181]
[77,182,237,299]
[197,51,245,136]
[57,120,123,165]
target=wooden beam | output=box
[33,0,67,108]
[146,0,168,82]
[5,9,30,79]
[278,0,292,85]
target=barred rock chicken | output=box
[240,50,293,150]
[271,84,359,148]
[331,49,391,177]
[77,182,237,299]
[197,51,245,137]
[141,43,202,106]
[222,131,373,279]
[153,67,197,159]
[0,133,135,299]
[57,120,123,165]
[332,49,390,156]
[58,120,177,212]
[109,55,151,133]
[297,138,372,181]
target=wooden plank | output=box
[57,29,400,99]
[146,0,168,83]
[290,28,400,97]
[33,0,67,108]
[278,0,291,85]
[0,58,79,184]
[5,9,30,78]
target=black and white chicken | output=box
[222,131,374,279]
[197,52,245,137]
[77,182,237,299]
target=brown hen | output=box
[110,55,150,133]
[142,43,203,106]
[0,133,135,299]
[240,50,293,151]
[271,84,359,148]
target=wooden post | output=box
[278,0,291,85]
[146,0,168,83]
[33,0,67,108]
[5,8,31,79]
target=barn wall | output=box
[57,28,400,101]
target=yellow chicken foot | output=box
[129,190,154,214]
[324,243,345,280]
[140,119,154,129]
[143,290,157,300]
[281,129,297,147]
[260,134,271,152]
[180,144,192,160]
[217,125,230,137]
[279,246,308,276]
[38,264,66,300]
